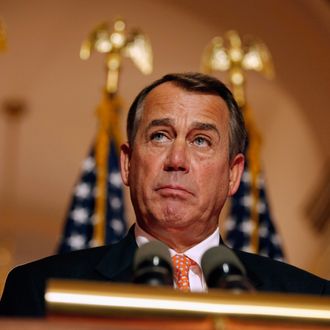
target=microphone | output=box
[133,241,173,286]
[201,246,254,292]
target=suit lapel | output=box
[93,228,264,290]
[95,225,138,283]
[234,249,264,290]
[219,236,264,290]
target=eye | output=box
[193,136,211,147]
[150,132,169,143]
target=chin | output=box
[158,214,195,230]
[161,205,189,223]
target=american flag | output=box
[225,157,285,261]
[224,102,285,261]
[57,140,127,253]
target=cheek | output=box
[129,150,160,187]
[129,154,145,184]
[199,161,229,194]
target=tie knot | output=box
[172,254,195,291]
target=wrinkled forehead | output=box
[140,82,230,126]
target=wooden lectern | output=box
[0,279,329,329]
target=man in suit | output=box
[0,73,329,317]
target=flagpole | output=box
[0,18,7,52]
[201,31,283,258]
[243,104,262,253]
[79,18,153,247]
[94,92,123,245]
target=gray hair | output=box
[126,72,247,160]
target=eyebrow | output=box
[146,118,174,131]
[145,118,220,138]
[191,121,220,138]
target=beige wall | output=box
[0,0,329,289]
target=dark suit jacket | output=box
[0,226,329,317]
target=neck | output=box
[137,221,218,253]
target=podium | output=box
[1,279,329,329]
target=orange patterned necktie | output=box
[172,254,196,291]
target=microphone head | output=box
[133,241,173,286]
[201,246,253,291]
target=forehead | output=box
[141,82,229,126]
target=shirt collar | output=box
[134,222,220,267]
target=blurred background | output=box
[0,0,329,292]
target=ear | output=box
[120,142,131,187]
[228,153,245,197]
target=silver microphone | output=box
[133,241,173,286]
[201,246,254,292]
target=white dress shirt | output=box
[135,223,220,292]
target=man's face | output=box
[121,82,244,250]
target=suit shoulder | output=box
[0,231,136,317]
[8,245,111,280]
[6,228,136,281]
[234,249,329,295]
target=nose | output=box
[164,140,190,173]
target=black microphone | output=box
[201,246,254,292]
[133,241,173,286]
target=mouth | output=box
[155,185,194,197]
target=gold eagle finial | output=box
[201,30,274,107]
[80,18,153,94]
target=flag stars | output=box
[75,183,91,199]
[58,147,127,254]
[110,218,125,234]
[257,201,266,214]
[258,225,269,238]
[109,171,123,188]
[226,164,284,261]
[109,196,122,209]
[271,234,281,246]
[241,196,267,213]
[224,217,237,231]
[242,170,251,183]
[240,220,255,234]
[66,233,86,250]
[82,156,95,172]
[71,208,89,224]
